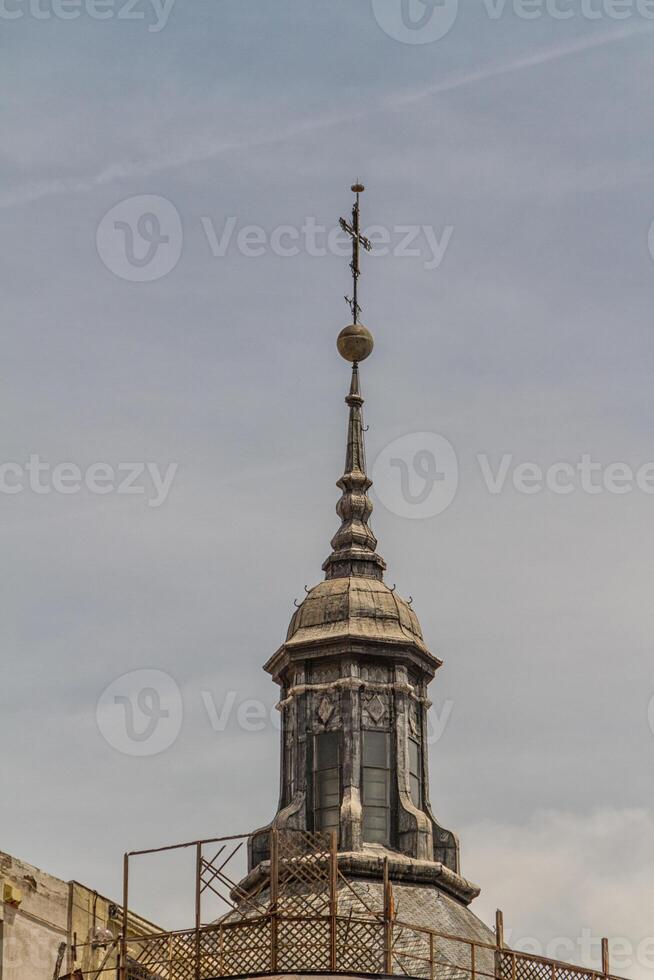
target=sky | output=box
[2,0,654,977]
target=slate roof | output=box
[284,577,431,654]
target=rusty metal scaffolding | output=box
[84,829,624,980]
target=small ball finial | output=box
[337,323,374,363]
[351,183,365,194]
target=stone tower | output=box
[247,188,493,945]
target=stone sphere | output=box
[337,323,374,363]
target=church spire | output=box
[323,184,386,582]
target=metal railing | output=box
[108,917,623,980]
[69,829,626,980]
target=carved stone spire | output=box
[323,356,386,581]
[323,183,386,582]
[251,185,468,904]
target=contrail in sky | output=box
[388,21,654,106]
[1,22,650,210]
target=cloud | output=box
[463,809,654,980]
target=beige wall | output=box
[0,851,159,979]
[0,851,68,980]
[69,879,160,977]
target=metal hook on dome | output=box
[407,596,414,606]
[389,584,396,593]
[304,585,311,594]
[293,597,301,608]
[362,424,369,432]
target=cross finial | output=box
[340,182,372,324]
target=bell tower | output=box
[249,186,483,919]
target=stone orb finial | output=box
[337,323,374,363]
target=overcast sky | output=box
[2,1,654,977]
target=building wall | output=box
[0,851,69,980]
[69,880,160,978]
[0,851,159,979]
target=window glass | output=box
[316,731,339,769]
[408,738,420,776]
[363,769,388,805]
[409,736,422,809]
[314,732,340,835]
[362,731,390,845]
[364,730,388,768]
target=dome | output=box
[285,577,430,655]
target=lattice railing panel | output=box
[277,916,332,972]
[214,918,272,977]
[198,926,227,979]
[126,933,196,980]
[126,936,171,980]
[276,829,332,913]
[171,935,196,980]
[337,916,385,974]
[556,972,601,980]
[505,952,554,980]
[127,961,160,980]
[114,919,624,980]
[499,950,604,980]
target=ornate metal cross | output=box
[340,182,372,324]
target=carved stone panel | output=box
[312,691,341,730]
[360,664,390,684]
[361,691,390,728]
[408,702,420,739]
[311,662,341,684]
[284,703,297,752]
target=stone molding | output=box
[239,849,480,907]
[277,678,431,713]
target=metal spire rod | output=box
[340,182,372,324]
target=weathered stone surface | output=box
[281,578,431,658]
[231,863,495,974]
[250,360,468,910]
[0,850,160,979]
[0,851,68,980]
